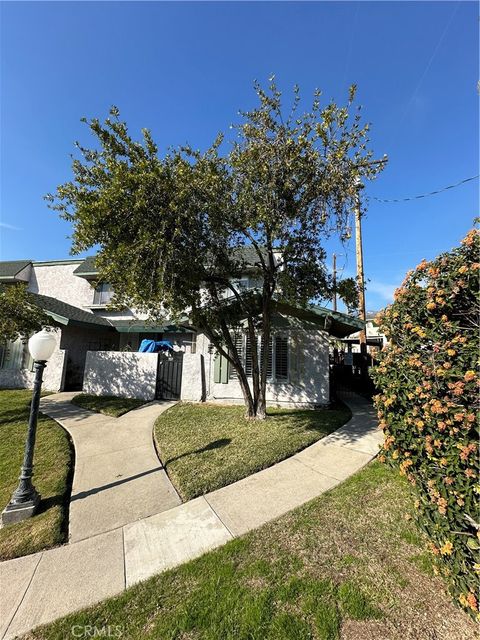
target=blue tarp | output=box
[138,339,174,353]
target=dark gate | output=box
[156,352,183,400]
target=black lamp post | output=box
[1,329,57,526]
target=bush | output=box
[371,226,479,619]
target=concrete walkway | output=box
[1,393,382,640]
[39,393,181,542]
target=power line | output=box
[372,174,479,204]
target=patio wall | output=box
[83,351,158,400]
[0,332,67,392]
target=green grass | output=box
[23,462,475,640]
[154,402,352,500]
[0,390,73,561]
[71,394,147,417]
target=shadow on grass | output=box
[164,438,232,465]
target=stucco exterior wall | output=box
[197,329,330,408]
[83,351,158,400]
[29,263,94,309]
[180,353,205,401]
[0,331,67,392]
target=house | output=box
[0,256,364,407]
[340,313,387,356]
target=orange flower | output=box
[416,259,429,271]
[464,370,476,382]
[461,229,478,246]
[467,592,478,612]
[458,265,468,274]
[426,301,436,310]
[438,497,448,514]
[440,540,453,555]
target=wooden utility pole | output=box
[354,176,368,378]
[332,253,337,312]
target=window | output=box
[227,333,288,382]
[0,340,26,370]
[93,283,114,306]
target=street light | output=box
[1,329,57,526]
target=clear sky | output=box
[0,1,478,312]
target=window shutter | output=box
[229,333,243,379]
[214,352,229,384]
[275,336,288,380]
[245,335,253,377]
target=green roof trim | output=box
[73,256,99,279]
[0,260,32,281]
[113,320,194,333]
[272,301,364,338]
[30,293,115,330]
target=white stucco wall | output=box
[83,351,158,400]
[0,331,67,392]
[180,353,205,401]
[29,262,94,309]
[197,329,330,408]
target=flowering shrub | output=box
[372,226,479,619]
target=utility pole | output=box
[354,176,368,380]
[332,253,337,312]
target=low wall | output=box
[83,351,158,400]
[180,353,205,402]
[0,349,67,393]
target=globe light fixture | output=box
[1,329,57,526]
[28,329,57,362]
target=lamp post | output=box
[1,329,57,526]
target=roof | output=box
[30,293,114,330]
[0,260,32,281]
[73,256,99,278]
[272,301,364,338]
[73,247,276,280]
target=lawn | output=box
[154,402,351,500]
[0,390,73,561]
[71,394,146,417]
[23,462,475,640]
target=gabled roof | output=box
[272,302,364,338]
[73,256,99,279]
[30,293,114,330]
[0,260,32,282]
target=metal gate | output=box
[156,352,183,400]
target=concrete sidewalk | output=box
[39,393,181,542]
[1,393,383,640]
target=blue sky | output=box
[1,1,478,312]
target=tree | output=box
[47,79,385,418]
[0,284,51,343]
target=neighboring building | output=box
[340,312,387,364]
[0,256,364,407]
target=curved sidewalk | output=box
[38,393,181,542]
[1,393,382,640]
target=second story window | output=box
[93,283,114,306]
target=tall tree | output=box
[48,79,385,418]
[0,284,51,343]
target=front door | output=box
[156,352,183,400]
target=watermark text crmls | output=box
[71,625,124,638]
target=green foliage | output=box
[0,283,51,343]
[371,226,480,619]
[47,78,384,416]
